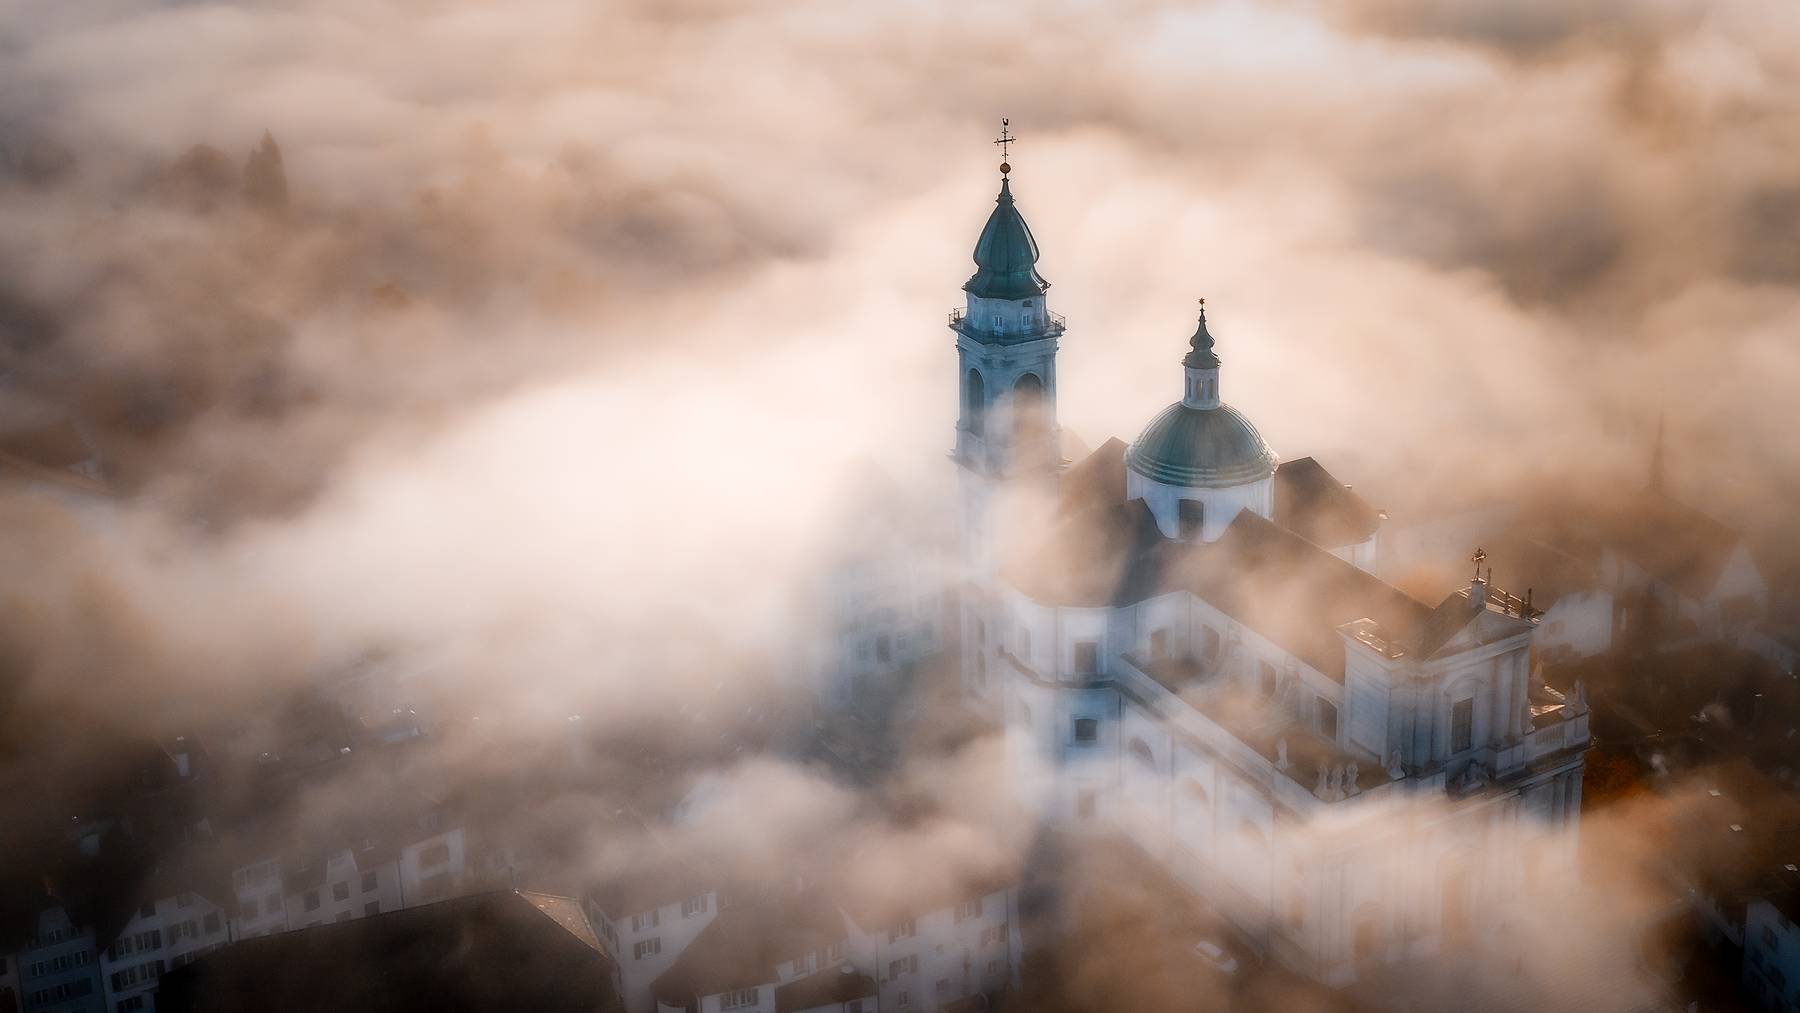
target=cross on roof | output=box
[993,118,1017,174]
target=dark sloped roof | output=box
[1271,457,1382,550]
[775,966,877,1013]
[1158,512,1433,680]
[1003,498,1165,608]
[157,891,620,1013]
[1057,438,1127,517]
[652,893,844,1006]
[1008,499,1433,680]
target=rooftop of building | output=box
[1008,499,1437,682]
[157,890,619,1013]
[651,891,845,1007]
[773,965,878,1013]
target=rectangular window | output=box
[633,937,662,960]
[888,919,915,941]
[1149,628,1168,659]
[419,843,451,868]
[1073,717,1098,743]
[1073,640,1099,676]
[722,989,758,1009]
[936,978,952,997]
[365,901,381,917]
[303,891,320,912]
[980,924,1008,947]
[1452,698,1474,753]
[898,989,911,1007]
[955,898,982,923]
[889,954,919,978]
[681,895,709,917]
[333,882,350,902]
[361,870,378,893]
[632,910,660,932]
[1178,499,1205,539]
[1319,699,1338,740]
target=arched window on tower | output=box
[1012,372,1046,451]
[966,369,986,437]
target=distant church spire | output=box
[1649,413,1666,492]
[1181,299,1222,409]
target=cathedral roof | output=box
[1057,436,1128,516]
[963,178,1048,301]
[1005,496,1432,680]
[1125,402,1277,489]
[1163,511,1432,680]
[1272,457,1383,550]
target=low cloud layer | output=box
[0,0,1797,1008]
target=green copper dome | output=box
[964,178,1048,301]
[1125,402,1277,488]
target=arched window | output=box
[1012,373,1045,448]
[1259,660,1278,696]
[966,369,986,437]
[1180,776,1210,805]
[1128,738,1156,771]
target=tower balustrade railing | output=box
[948,307,1066,341]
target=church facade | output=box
[947,167,1592,987]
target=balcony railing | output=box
[949,306,1066,342]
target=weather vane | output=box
[993,118,1016,176]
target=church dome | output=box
[1125,402,1277,489]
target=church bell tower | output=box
[952,121,1064,709]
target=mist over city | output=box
[1,1,1798,1011]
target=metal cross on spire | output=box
[993,118,1017,176]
